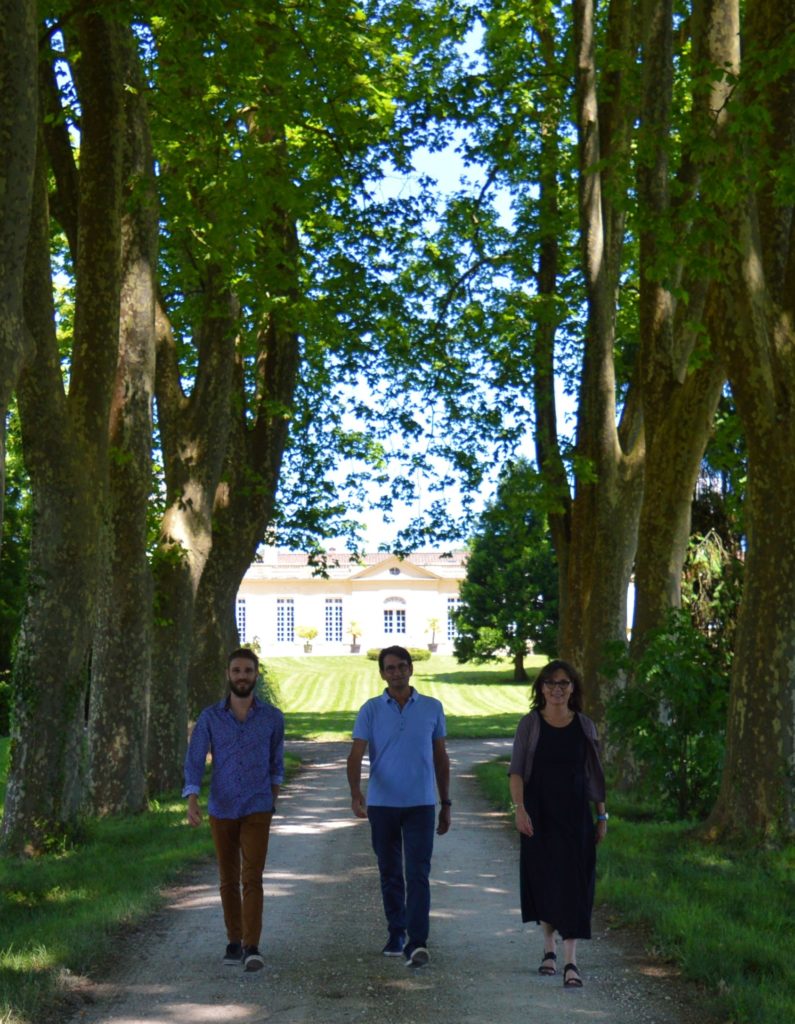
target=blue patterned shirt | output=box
[182,694,285,819]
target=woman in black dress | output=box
[508,660,607,987]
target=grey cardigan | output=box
[508,709,606,803]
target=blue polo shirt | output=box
[353,688,446,807]
[182,694,285,819]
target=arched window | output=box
[383,596,407,635]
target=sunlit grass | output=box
[474,757,795,1024]
[267,654,541,739]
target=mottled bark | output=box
[1,8,125,852]
[147,283,237,793]
[704,0,795,839]
[0,0,37,543]
[188,305,300,715]
[2,145,96,852]
[630,0,727,654]
[565,0,644,726]
[185,100,300,716]
[89,30,157,816]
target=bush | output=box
[365,647,431,662]
[606,609,728,820]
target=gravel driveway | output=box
[66,739,714,1024]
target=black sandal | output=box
[563,962,583,987]
[538,951,557,976]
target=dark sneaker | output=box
[223,942,244,965]
[243,946,264,972]
[404,944,430,968]
[382,932,405,957]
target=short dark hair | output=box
[531,659,583,712]
[227,647,259,670]
[378,645,413,671]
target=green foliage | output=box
[0,405,30,675]
[682,529,743,676]
[454,459,558,671]
[607,609,728,820]
[0,673,11,736]
[365,647,431,662]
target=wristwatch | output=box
[597,812,608,821]
[440,799,452,806]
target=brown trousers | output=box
[209,811,273,948]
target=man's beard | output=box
[229,680,256,698]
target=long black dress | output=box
[519,714,595,939]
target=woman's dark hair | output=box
[530,659,583,713]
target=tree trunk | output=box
[1,9,125,852]
[187,305,300,715]
[532,19,572,631]
[564,0,644,727]
[88,30,157,815]
[630,1,727,654]
[185,117,301,713]
[0,0,37,545]
[512,648,528,683]
[563,471,643,725]
[147,284,237,793]
[703,0,795,838]
[706,438,795,837]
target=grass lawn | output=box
[475,757,795,1024]
[267,653,541,740]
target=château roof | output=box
[244,549,467,582]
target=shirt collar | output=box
[221,693,263,713]
[382,686,417,705]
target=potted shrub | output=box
[426,617,441,652]
[297,625,318,653]
[348,621,362,654]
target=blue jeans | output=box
[367,805,435,947]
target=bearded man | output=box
[183,647,284,972]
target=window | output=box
[236,598,247,642]
[447,597,462,640]
[276,598,295,643]
[325,598,343,642]
[384,608,407,634]
[389,567,400,576]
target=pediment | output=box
[350,554,441,581]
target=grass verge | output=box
[474,757,795,1024]
[0,739,300,1024]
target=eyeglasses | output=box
[543,680,571,691]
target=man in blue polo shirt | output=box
[183,647,284,972]
[347,644,451,967]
